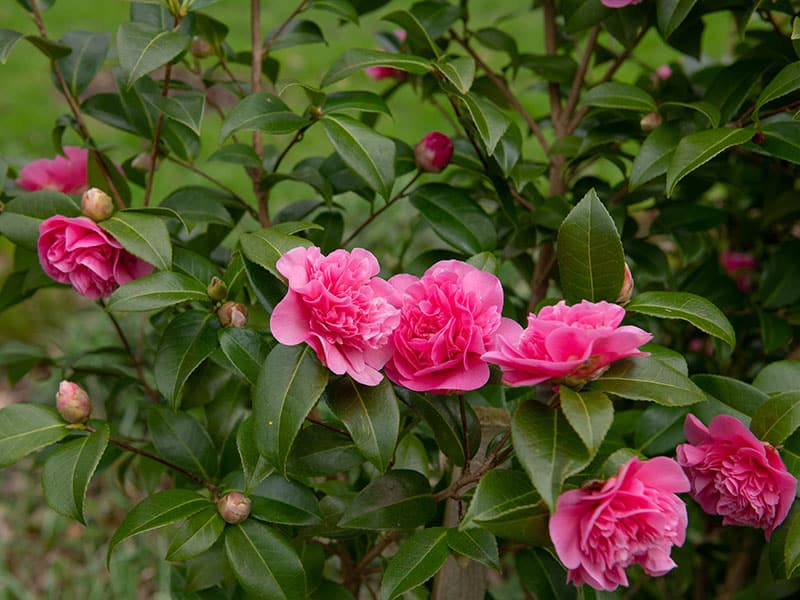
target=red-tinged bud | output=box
[616,263,634,304]
[218,301,248,328]
[414,131,453,173]
[207,276,228,302]
[751,131,766,145]
[218,492,251,524]
[55,380,91,424]
[81,187,114,222]
[190,36,213,58]
[640,112,662,132]
[364,66,407,81]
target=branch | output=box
[250,0,270,227]
[562,25,600,128]
[262,0,309,58]
[356,532,401,571]
[219,55,247,97]
[432,431,512,502]
[272,124,311,173]
[143,62,174,207]
[543,0,563,129]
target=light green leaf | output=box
[148,406,218,481]
[106,271,208,312]
[116,22,190,88]
[581,82,657,112]
[56,31,110,97]
[751,391,800,445]
[0,191,81,252]
[0,29,24,64]
[753,361,800,394]
[240,228,313,280]
[166,507,225,562]
[757,61,800,115]
[462,93,510,155]
[380,528,450,600]
[250,475,322,526]
[436,56,475,94]
[0,404,69,468]
[692,374,767,418]
[382,9,441,58]
[320,48,431,87]
[237,416,273,491]
[323,91,391,116]
[219,328,271,386]
[559,388,613,454]
[100,211,172,271]
[219,92,307,142]
[630,123,682,190]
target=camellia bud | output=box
[640,112,662,132]
[364,66,407,81]
[131,152,155,171]
[81,187,114,222]
[218,301,248,328]
[616,263,634,304]
[217,492,251,524]
[55,380,92,424]
[191,36,212,58]
[207,276,228,302]
[414,131,454,173]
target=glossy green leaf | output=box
[24,35,71,60]
[207,143,261,168]
[264,20,325,51]
[581,82,657,112]
[224,519,306,600]
[241,228,313,281]
[705,61,766,123]
[751,391,800,445]
[557,188,625,303]
[634,405,689,456]
[322,91,391,116]
[754,361,800,394]
[0,191,81,252]
[339,470,435,530]
[56,31,110,97]
[760,240,800,309]
[159,186,234,229]
[148,406,218,481]
[511,400,590,510]
[143,90,205,135]
[219,92,307,142]
[517,548,576,600]
[446,528,499,570]
[436,56,475,94]
[116,22,190,88]
[250,475,322,526]
[309,0,359,24]
[410,183,497,255]
[757,61,800,114]
[588,356,707,406]
[107,490,210,566]
[382,9,440,57]
[559,388,613,454]
[626,291,735,347]
[380,527,449,600]
[0,404,69,468]
[748,120,800,165]
[661,101,720,127]
[657,0,698,39]
[286,424,363,477]
[631,123,680,191]
[407,393,480,468]
[237,416,272,491]
[322,114,395,198]
[666,127,754,196]
[219,328,270,386]
[327,378,399,473]
[100,211,172,271]
[154,311,218,409]
[320,48,431,87]
[42,424,109,524]
[106,271,209,312]
[0,29,24,64]
[786,506,800,577]
[166,507,225,562]
[254,345,329,475]
[692,374,767,418]
[461,93,510,155]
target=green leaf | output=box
[339,470,435,530]
[559,388,613,454]
[581,82,657,112]
[436,56,475,94]
[747,120,800,165]
[154,311,218,408]
[705,60,767,123]
[322,114,395,198]
[286,424,363,477]
[629,123,682,190]
[327,378,399,473]
[116,22,190,88]
[754,361,800,394]
[320,48,431,87]
[322,91,391,116]
[751,391,800,445]
[100,211,172,271]
[407,393,480,468]
[760,241,800,309]
[224,519,306,600]
[219,328,270,386]
[0,191,81,252]
[264,20,325,51]
[557,188,625,303]
[24,35,71,60]
[148,406,218,481]
[461,93,510,155]
[626,291,735,348]
[309,0,359,24]
[0,29,24,64]
[588,356,707,406]
[254,345,329,475]
[786,506,800,577]
[166,507,225,562]
[250,475,322,526]
[661,101,720,128]
[219,92,307,142]
[666,127,754,197]
[106,271,208,312]
[207,143,261,168]
[240,228,313,280]
[446,528,499,570]
[382,9,441,58]
[757,62,800,115]
[159,186,234,230]
[0,404,69,468]
[511,401,590,511]
[380,527,450,600]
[107,489,210,566]
[692,374,767,418]
[517,548,576,600]
[410,183,496,255]
[42,424,109,524]
[56,31,110,97]
[657,0,699,39]
[634,405,689,456]
[143,90,205,135]
[237,416,273,491]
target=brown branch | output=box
[305,415,350,438]
[543,0,562,130]
[143,62,173,207]
[562,25,600,129]
[262,0,309,58]
[219,55,247,97]
[250,0,270,227]
[272,124,311,173]
[432,430,512,502]
[356,532,401,571]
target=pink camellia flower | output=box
[384,260,508,393]
[601,0,641,7]
[270,246,400,386]
[549,456,690,591]
[414,131,454,174]
[17,146,89,194]
[38,215,153,300]
[676,414,797,539]
[720,250,757,292]
[365,65,407,81]
[482,300,652,387]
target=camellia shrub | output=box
[3,0,800,598]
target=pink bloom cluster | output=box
[677,414,797,538]
[38,215,153,300]
[17,146,89,195]
[550,457,689,591]
[482,300,652,387]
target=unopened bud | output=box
[616,263,634,304]
[640,112,662,132]
[218,492,251,524]
[191,36,212,58]
[655,65,672,81]
[56,380,92,424]
[81,187,114,221]
[414,131,453,173]
[218,301,248,328]
[131,152,155,172]
[751,131,766,145]
[364,66,407,81]
[207,276,228,302]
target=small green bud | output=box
[207,276,228,302]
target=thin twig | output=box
[562,25,600,128]
[250,0,270,227]
[543,0,562,129]
[432,432,513,502]
[262,0,309,58]
[219,55,247,96]
[356,532,400,571]
[305,415,350,438]
[143,62,173,207]
[272,124,311,173]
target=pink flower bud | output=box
[217,492,251,524]
[81,187,114,222]
[655,65,672,80]
[207,276,228,302]
[640,112,662,132]
[414,131,453,173]
[218,301,248,328]
[616,263,634,304]
[131,152,155,172]
[55,380,92,424]
[364,66,407,81]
